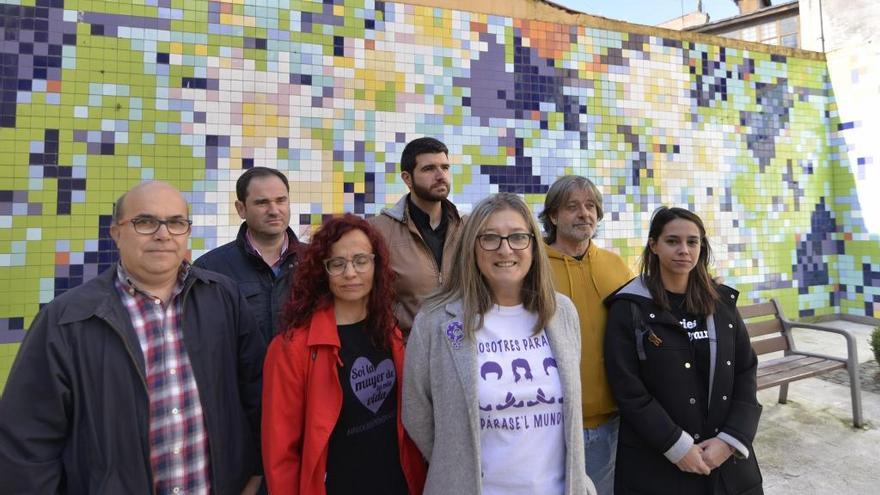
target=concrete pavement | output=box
[754,319,880,494]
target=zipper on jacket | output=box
[176,279,224,491]
[411,224,443,284]
[99,301,155,490]
[404,206,447,287]
[103,316,149,392]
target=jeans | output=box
[584,415,619,495]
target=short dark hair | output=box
[236,167,289,202]
[539,175,604,244]
[400,137,448,175]
[112,192,128,223]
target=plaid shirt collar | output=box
[116,260,191,302]
[244,227,289,271]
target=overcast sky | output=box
[551,0,741,26]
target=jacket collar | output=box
[606,275,680,326]
[545,240,597,262]
[614,275,653,300]
[381,193,461,224]
[56,262,216,326]
[611,275,741,309]
[234,222,301,263]
[304,304,342,348]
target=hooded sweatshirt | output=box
[546,242,633,428]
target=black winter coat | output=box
[194,222,301,342]
[0,264,266,494]
[604,277,762,495]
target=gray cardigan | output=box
[402,293,596,495]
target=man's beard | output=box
[411,181,449,202]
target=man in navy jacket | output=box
[0,181,266,494]
[195,167,302,343]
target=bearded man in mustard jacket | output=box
[540,175,633,495]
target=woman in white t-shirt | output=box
[403,192,596,495]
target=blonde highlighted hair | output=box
[426,192,556,337]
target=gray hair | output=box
[539,175,604,244]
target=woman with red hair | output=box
[262,213,426,495]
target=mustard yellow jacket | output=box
[546,242,633,427]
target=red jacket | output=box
[262,305,427,495]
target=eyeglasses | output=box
[476,233,534,251]
[118,216,192,235]
[323,253,375,276]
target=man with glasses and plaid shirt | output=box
[0,181,266,494]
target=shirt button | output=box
[730,294,735,299]
[694,433,701,440]
[649,313,655,318]
[728,323,733,328]
[173,447,181,455]
[722,395,728,401]
[172,408,179,415]
[714,428,719,433]
[154,299,161,305]
[726,360,732,366]
[172,488,180,494]
[169,368,176,375]
[684,362,691,369]
[689,398,696,405]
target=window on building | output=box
[761,22,778,43]
[779,16,799,47]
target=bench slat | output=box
[750,335,789,355]
[746,318,784,338]
[757,357,845,389]
[739,301,777,319]
[757,355,826,377]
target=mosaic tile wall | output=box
[823,43,880,318]
[0,0,877,386]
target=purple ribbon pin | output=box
[446,321,464,349]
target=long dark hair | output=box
[279,213,397,348]
[639,206,719,315]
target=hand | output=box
[240,475,262,495]
[675,445,711,475]
[698,437,735,469]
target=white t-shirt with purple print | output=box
[476,304,565,495]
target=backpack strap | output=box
[630,301,649,361]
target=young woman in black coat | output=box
[604,207,763,495]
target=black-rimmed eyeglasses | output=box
[476,233,534,251]
[118,216,192,235]
[323,253,375,276]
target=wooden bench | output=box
[739,298,863,428]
